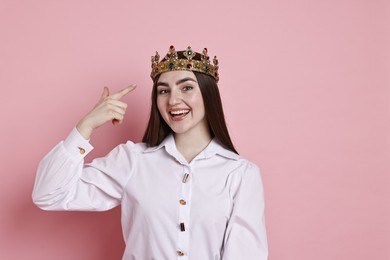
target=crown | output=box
[151,46,219,82]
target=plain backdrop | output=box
[0,0,389,259]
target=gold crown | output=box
[151,46,219,82]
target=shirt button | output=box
[78,147,85,154]
[177,250,185,256]
[179,199,186,205]
[182,173,189,183]
[180,222,185,232]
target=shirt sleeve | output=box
[32,128,137,211]
[222,162,268,260]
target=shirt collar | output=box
[143,134,175,153]
[143,134,240,161]
[199,138,240,160]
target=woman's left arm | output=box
[222,162,268,260]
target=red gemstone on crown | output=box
[187,64,192,68]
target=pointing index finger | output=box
[111,84,137,99]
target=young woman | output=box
[33,46,268,259]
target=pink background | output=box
[1,0,389,259]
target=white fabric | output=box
[33,128,268,260]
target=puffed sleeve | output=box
[32,128,137,211]
[222,162,268,260]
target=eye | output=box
[183,86,193,91]
[158,89,169,94]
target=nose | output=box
[168,89,182,106]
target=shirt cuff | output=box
[63,127,94,158]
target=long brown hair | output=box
[142,52,238,154]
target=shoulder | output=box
[229,156,263,192]
[116,140,171,158]
[115,140,150,155]
[124,140,148,151]
[101,140,150,162]
[234,157,261,179]
[211,140,261,177]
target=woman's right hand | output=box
[76,84,137,140]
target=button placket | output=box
[176,166,192,259]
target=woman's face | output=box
[156,70,209,137]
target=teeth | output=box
[170,110,189,115]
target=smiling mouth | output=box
[169,109,190,117]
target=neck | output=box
[174,129,212,163]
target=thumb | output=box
[100,86,109,100]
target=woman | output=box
[33,46,268,259]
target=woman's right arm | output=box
[32,85,137,211]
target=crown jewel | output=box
[151,46,219,82]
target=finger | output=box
[104,99,128,110]
[112,119,120,125]
[106,105,126,120]
[110,111,124,125]
[111,84,137,100]
[112,84,137,99]
[110,105,126,115]
[100,86,110,100]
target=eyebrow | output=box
[156,77,197,87]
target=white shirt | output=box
[33,128,268,260]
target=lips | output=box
[169,109,190,121]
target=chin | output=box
[169,126,190,135]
